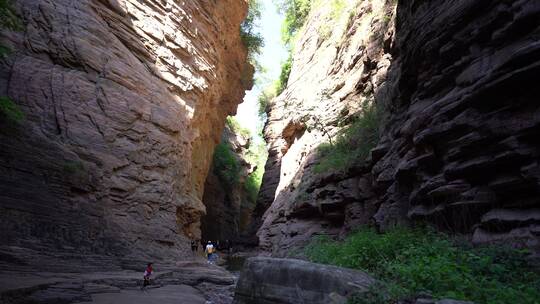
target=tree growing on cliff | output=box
[275,0,312,44]
[241,0,264,65]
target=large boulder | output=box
[233,257,376,304]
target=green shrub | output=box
[258,84,277,117]
[276,54,292,95]
[330,0,346,21]
[314,101,380,173]
[273,0,313,96]
[226,116,251,139]
[306,227,540,304]
[241,0,264,65]
[276,0,313,45]
[213,142,240,188]
[244,141,267,203]
[0,96,24,123]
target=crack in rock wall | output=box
[255,0,540,256]
[0,0,251,267]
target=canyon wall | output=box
[256,0,540,256]
[201,125,258,243]
[0,0,250,267]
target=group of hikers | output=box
[141,239,234,290]
[190,239,232,254]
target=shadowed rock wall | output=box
[201,126,258,243]
[255,0,540,256]
[0,0,251,267]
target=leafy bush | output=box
[0,0,21,31]
[241,0,264,63]
[276,0,313,45]
[257,85,276,117]
[273,0,313,96]
[305,227,540,304]
[213,142,241,188]
[244,141,267,203]
[276,54,292,95]
[0,96,24,123]
[314,101,380,173]
[0,0,21,57]
[226,116,251,139]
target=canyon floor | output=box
[0,257,237,304]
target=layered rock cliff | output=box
[0,0,251,266]
[255,0,540,256]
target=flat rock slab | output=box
[0,261,235,304]
[75,285,206,304]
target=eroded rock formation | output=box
[255,0,540,256]
[254,0,397,254]
[0,0,251,266]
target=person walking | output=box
[205,241,215,264]
[141,262,153,291]
[191,239,198,253]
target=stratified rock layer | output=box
[0,0,250,266]
[256,0,540,255]
[254,0,397,254]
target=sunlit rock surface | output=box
[253,0,397,254]
[0,0,251,266]
[256,0,540,256]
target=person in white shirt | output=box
[205,241,215,264]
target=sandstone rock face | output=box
[201,125,258,242]
[233,257,376,304]
[0,0,251,265]
[254,0,397,254]
[256,0,540,256]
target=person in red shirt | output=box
[141,262,153,291]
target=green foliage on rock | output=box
[213,142,241,188]
[0,96,24,123]
[276,54,292,95]
[272,0,314,96]
[244,140,267,204]
[226,116,251,139]
[305,227,540,304]
[314,101,380,173]
[0,0,21,31]
[275,0,313,45]
[241,0,264,64]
